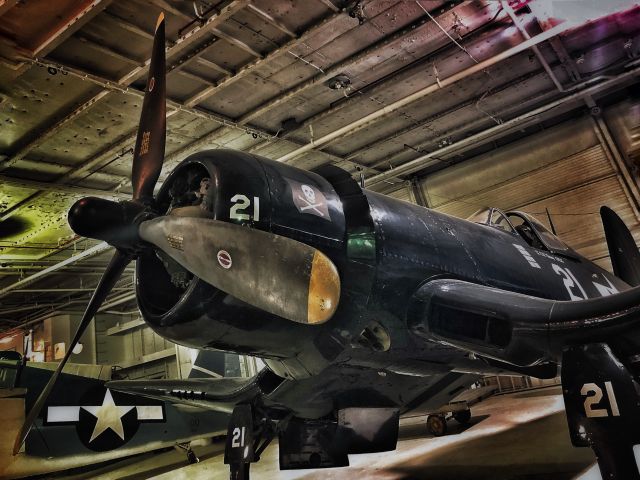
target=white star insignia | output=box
[82,389,135,442]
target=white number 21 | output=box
[552,264,587,300]
[230,194,260,221]
[581,381,620,418]
[231,426,246,448]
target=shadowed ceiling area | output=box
[0,0,639,333]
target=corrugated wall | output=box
[386,181,414,203]
[408,110,640,271]
[95,314,180,380]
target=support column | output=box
[590,111,640,222]
[410,177,430,208]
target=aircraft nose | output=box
[68,197,145,249]
[68,197,122,240]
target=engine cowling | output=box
[135,149,347,361]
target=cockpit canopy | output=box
[468,207,576,258]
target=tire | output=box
[453,409,471,425]
[309,452,322,468]
[427,414,447,436]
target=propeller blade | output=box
[139,217,340,324]
[12,250,131,455]
[131,13,166,201]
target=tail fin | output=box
[600,206,640,286]
[188,350,226,379]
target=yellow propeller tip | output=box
[307,250,341,324]
[155,12,165,31]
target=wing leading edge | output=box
[409,278,640,368]
[107,369,284,413]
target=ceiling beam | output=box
[315,0,340,13]
[76,34,142,65]
[0,54,353,214]
[197,56,232,76]
[176,69,216,86]
[183,9,344,107]
[167,37,229,76]
[0,0,249,174]
[236,1,462,127]
[0,173,129,200]
[30,0,114,57]
[277,4,502,145]
[364,65,640,188]
[211,27,263,58]
[501,1,564,92]
[0,0,17,18]
[179,2,465,167]
[102,11,154,40]
[246,4,297,39]
[121,0,250,84]
[0,242,111,300]
[146,0,191,21]
[345,69,553,165]
[275,20,579,163]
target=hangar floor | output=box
[51,385,606,480]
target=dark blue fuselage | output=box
[136,150,627,418]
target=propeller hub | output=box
[68,197,150,252]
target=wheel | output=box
[427,414,447,436]
[309,452,322,468]
[453,409,471,425]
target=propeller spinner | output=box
[14,11,340,455]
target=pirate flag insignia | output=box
[287,178,330,220]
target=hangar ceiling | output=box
[0,0,639,333]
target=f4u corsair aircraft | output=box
[12,13,640,480]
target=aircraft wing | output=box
[107,375,262,413]
[410,278,640,368]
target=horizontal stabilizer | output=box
[600,206,640,286]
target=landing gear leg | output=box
[453,408,471,425]
[174,442,199,464]
[186,448,200,465]
[229,463,250,480]
[426,414,447,436]
[561,343,640,480]
[224,405,276,480]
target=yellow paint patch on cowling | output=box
[307,250,340,324]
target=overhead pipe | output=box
[99,292,136,311]
[0,173,129,201]
[0,291,136,333]
[235,1,464,125]
[11,287,131,293]
[0,242,111,299]
[275,20,578,163]
[364,64,640,187]
[500,1,565,92]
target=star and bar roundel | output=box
[44,386,165,451]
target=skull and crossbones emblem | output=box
[298,184,325,217]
